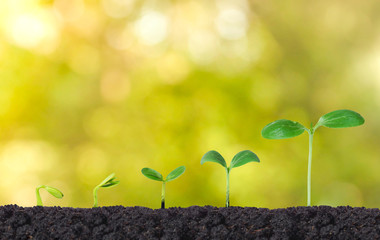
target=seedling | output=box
[93,173,120,208]
[141,166,186,209]
[200,150,260,207]
[261,109,365,206]
[36,185,64,206]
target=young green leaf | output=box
[99,173,120,188]
[201,150,260,207]
[93,173,120,207]
[200,150,227,168]
[230,150,260,169]
[36,185,64,206]
[141,166,186,209]
[101,178,120,188]
[166,166,186,182]
[43,186,64,198]
[315,109,365,129]
[141,168,164,181]
[262,119,306,139]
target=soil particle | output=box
[0,205,379,239]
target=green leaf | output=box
[98,173,119,188]
[262,119,306,139]
[43,186,64,199]
[230,150,260,169]
[166,166,186,182]
[315,109,365,129]
[141,168,164,181]
[200,150,227,168]
[101,177,120,188]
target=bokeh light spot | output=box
[133,10,168,45]
[215,8,248,40]
[6,12,59,53]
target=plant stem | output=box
[226,168,230,207]
[161,181,166,209]
[36,185,43,206]
[307,130,314,207]
[93,187,99,208]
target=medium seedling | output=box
[36,185,64,206]
[141,166,186,209]
[200,150,260,207]
[93,173,120,208]
[261,109,365,206]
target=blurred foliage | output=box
[0,0,380,208]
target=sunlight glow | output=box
[7,13,58,51]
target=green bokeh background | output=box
[1,0,380,208]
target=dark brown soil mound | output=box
[0,205,379,239]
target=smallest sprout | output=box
[93,173,120,208]
[36,185,64,207]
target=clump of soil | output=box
[0,205,379,239]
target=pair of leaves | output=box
[142,166,186,182]
[200,150,260,170]
[37,185,64,199]
[262,109,365,139]
[98,173,120,189]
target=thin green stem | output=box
[161,181,166,209]
[307,130,314,207]
[36,185,43,206]
[226,168,230,207]
[93,187,99,208]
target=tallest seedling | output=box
[261,109,365,206]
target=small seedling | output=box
[141,166,186,209]
[36,185,64,206]
[200,150,260,207]
[261,109,365,206]
[93,173,120,208]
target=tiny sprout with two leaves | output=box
[261,109,365,206]
[36,185,64,206]
[201,150,260,207]
[141,166,186,209]
[93,173,120,208]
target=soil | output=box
[0,205,379,240]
